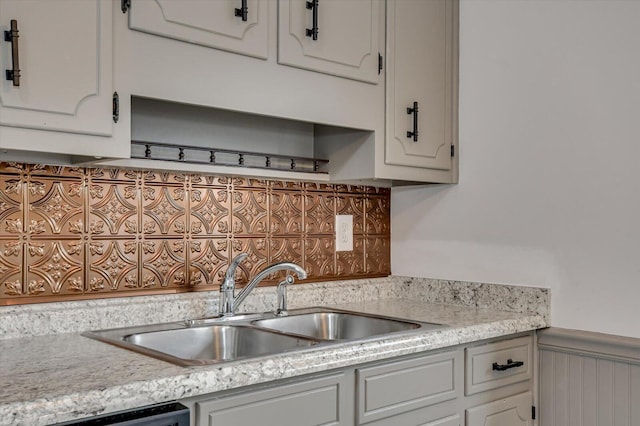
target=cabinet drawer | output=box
[465,335,532,395]
[357,350,462,424]
[196,373,351,426]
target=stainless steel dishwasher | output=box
[54,402,189,426]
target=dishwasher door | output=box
[55,402,189,426]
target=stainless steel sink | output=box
[83,307,446,366]
[251,311,437,341]
[124,325,317,364]
[84,320,318,366]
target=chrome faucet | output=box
[219,253,307,316]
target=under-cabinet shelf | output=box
[131,140,329,175]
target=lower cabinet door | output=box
[365,408,462,426]
[420,414,462,426]
[466,392,533,426]
[195,373,352,426]
[356,350,462,424]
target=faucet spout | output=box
[225,253,248,283]
[233,262,307,314]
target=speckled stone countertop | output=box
[0,277,549,426]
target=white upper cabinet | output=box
[278,0,382,84]
[128,0,269,59]
[385,0,456,171]
[0,0,116,146]
[0,0,457,184]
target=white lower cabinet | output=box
[194,372,353,426]
[184,333,535,426]
[464,335,534,426]
[364,407,463,426]
[421,414,464,426]
[356,350,462,425]
[466,392,533,426]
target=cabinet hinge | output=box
[450,145,455,157]
[532,406,536,420]
[121,0,131,13]
[378,53,383,74]
[113,92,119,123]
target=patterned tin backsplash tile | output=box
[0,163,390,305]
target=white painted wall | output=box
[391,0,640,338]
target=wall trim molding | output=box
[538,327,640,364]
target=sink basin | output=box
[83,307,446,366]
[86,323,317,366]
[251,311,434,341]
[125,325,316,363]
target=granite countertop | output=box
[0,277,550,425]
[0,297,547,426]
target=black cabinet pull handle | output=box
[113,92,119,123]
[492,359,524,371]
[306,0,319,41]
[406,101,418,142]
[4,19,20,87]
[235,0,248,21]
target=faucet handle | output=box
[276,275,295,316]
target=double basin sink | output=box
[84,307,445,366]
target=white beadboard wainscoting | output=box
[538,328,640,426]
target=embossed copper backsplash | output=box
[0,163,390,305]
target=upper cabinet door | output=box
[128,0,269,59]
[385,0,456,170]
[278,0,382,84]
[0,0,113,136]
